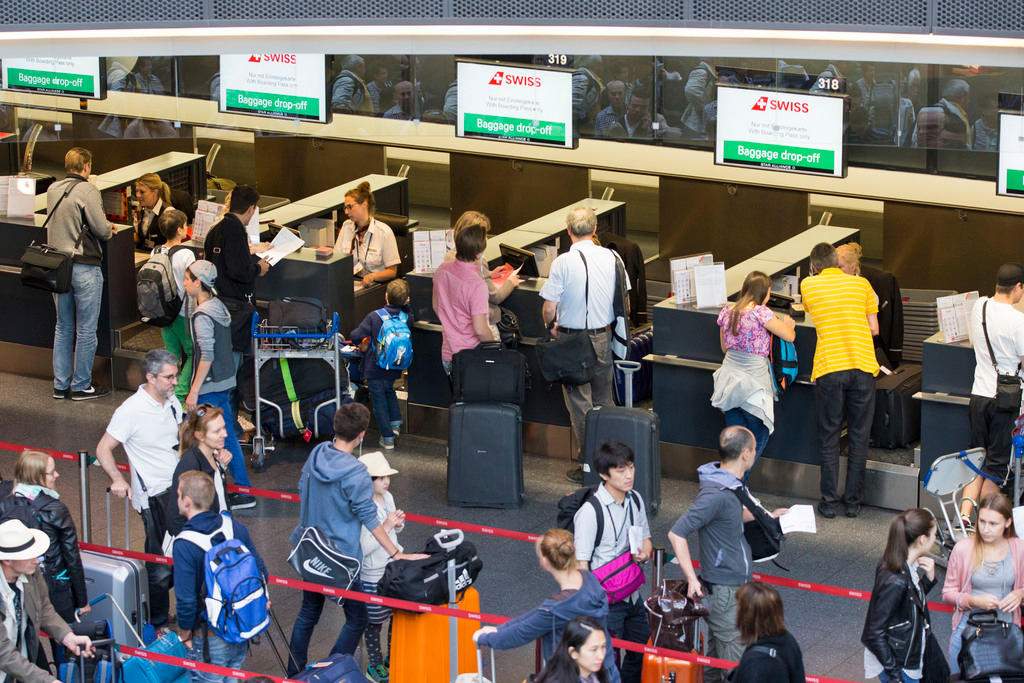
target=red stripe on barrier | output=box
[79,542,173,565]
[0,441,80,463]
[227,483,301,502]
[119,644,301,682]
[403,512,541,543]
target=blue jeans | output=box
[197,390,250,487]
[367,378,402,439]
[287,589,368,675]
[879,671,920,682]
[723,408,770,482]
[188,631,248,683]
[52,263,103,391]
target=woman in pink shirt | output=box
[433,220,494,375]
[942,493,1024,676]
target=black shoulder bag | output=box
[729,486,785,568]
[981,299,1022,413]
[536,251,599,385]
[20,179,86,293]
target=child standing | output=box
[350,279,411,449]
[358,451,405,683]
[153,208,195,406]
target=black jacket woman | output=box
[164,404,232,538]
[728,581,805,683]
[861,508,947,683]
[6,450,89,621]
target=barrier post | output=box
[78,450,91,543]
[651,546,666,591]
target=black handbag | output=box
[377,532,482,605]
[496,306,521,348]
[958,609,1024,681]
[287,526,361,604]
[452,342,527,404]
[981,300,1023,413]
[536,251,599,386]
[20,179,85,293]
[730,488,785,564]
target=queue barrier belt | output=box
[0,441,937,679]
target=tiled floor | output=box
[0,371,946,682]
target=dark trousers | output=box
[607,597,649,683]
[140,491,174,626]
[723,408,770,483]
[287,589,369,675]
[815,369,876,506]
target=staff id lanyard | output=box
[352,226,374,271]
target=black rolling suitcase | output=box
[447,402,524,508]
[451,342,527,404]
[870,363,922,448]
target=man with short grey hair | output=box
[541,206,622,482]
[94,348,183,630]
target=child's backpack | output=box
[769,335,798,395]
[374,309,413,371]
[138,246,186,327]
[177,513,270,643]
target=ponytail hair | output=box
[137,173,172,206]
[345,181,375,216]
[179,404,224,454]
[729,271,771,336]
[881,508,935,574]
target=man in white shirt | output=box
[94,349,183,630]
[960,263,1024,523]
[573,440,652,683]
[541,206,620,482]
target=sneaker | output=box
[366,664,389,682]
[70,385,110,401]
[390,422,402,437]
[379,437,395,450]
[566,465,583,484]
[817,502,837,519]
[228,493,257,510]
[53,387,70,400]
[844,503,861,518]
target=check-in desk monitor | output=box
[499,243,540,277]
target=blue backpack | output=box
[177,513,270,643]
[770,335,798,395]
[374,309,413,371]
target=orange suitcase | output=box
[641,637,704,683]
[389,586,481,683]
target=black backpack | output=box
[377,532,482,605]
[556,485,640,542]
[0,493,46,532]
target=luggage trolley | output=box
[250,311,346,470]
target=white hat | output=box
[0,519,49,561]
[358,451,398,477]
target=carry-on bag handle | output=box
[615,360,642,409]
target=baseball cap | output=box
[189,259,218,295]
[997,262,1024,287]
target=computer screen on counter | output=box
[218,54,330,124]
[456,60,576,149]
[715,84,847,178]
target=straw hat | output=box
[0,519,49,561]
[358,451,399,477]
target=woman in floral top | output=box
[710,271,796,479]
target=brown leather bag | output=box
[644,579,710,651]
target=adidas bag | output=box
[377,532,482,605]
[770,335,798,395]
[137,246,186,327]
[177,513,270,643]
[375,309,413,371]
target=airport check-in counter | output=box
[0,215,136,382]
[261,174,411,333]
[918,332,974,475]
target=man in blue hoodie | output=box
[172,470,267,682]
[668,426,788,683]
[287,402,423,675]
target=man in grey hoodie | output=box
[668,426,787,682]
[47,147,113,401]
[287,402,423,675]
[182,260,253,501]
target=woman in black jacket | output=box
[164,404,232,537]
[861,508,946,683]
[8,450,89,622]
[728,581,804,683]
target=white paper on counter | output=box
[262,227,304,266]
[694,262,727,309]
[412,232,433,273]
[936,291,978,344]
[780,505,817,535]
[429,230,448,269]
[628,526,644,555]
[7,176,36,217]
[245,207,261,244]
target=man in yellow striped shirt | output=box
[800,243,879,519]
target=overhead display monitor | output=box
[219,54,329,123]
[997,96,1024,197]
[456,60,576,149]
[2,57,105,99]
[715,85,847,178]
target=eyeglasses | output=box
[343,203,357,211]
[157,372,178,381]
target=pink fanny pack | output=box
[592,551,645,603]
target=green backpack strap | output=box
[279,358,304,430]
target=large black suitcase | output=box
[448,402,524,508]
[870,363,922,449]
[582,405,660,516]
[451,343,527,405]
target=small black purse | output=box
[535,250,599,386]
[20,179,86,294]
[981,300,1023,413]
